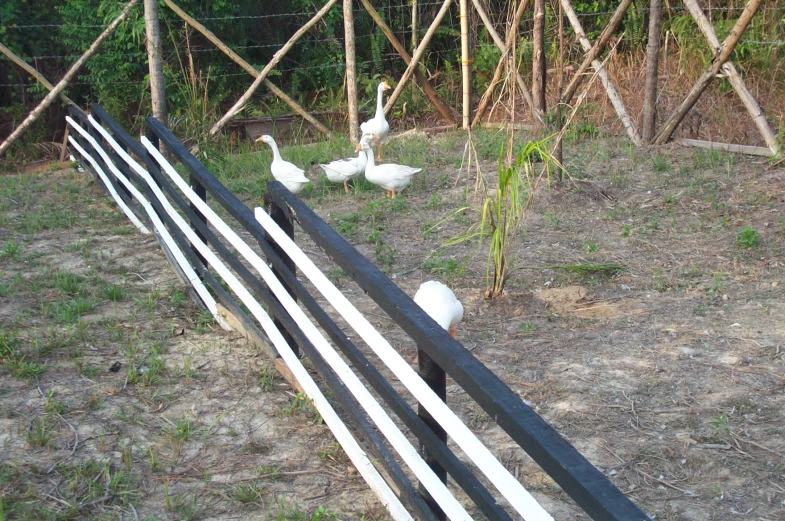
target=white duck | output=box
[357,138,421,199]
[255,135,309,194]
[413,281,463,339]
[360,81,391,162]
[318,135,372,193]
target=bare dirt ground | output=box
[1,131,784,520]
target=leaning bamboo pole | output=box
[680,0,778,154]
[384,0,453,114]
[0,43,74,106]
[469,0,536,120]
[561,0,633,105]
[561,0,641,145]
[163,0,331,137]
[209,0,340,137]
[654,0,763,145]
[0,0,139,157]
[471,0,533,126]
[359,0,455,124]
[531,0,547,115]
[460,0,471,129]
[344,0,360,142]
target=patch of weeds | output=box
[85,393,103,410]
[332,212,362,237]
[0,328,21,359]
[281,393,321,423]
[519,323,536,335]
[257,465,281,481]
[44,391,67,415]
[426,194,444,209]
[367,228,396,271]
[165,488,205,521]
[423,252,460,280]
[6,357,47,379]
[545,212,561,228]
[257,366,276,392]
[736,225,760,249]
[0,240,22,261]
[48,297,98,324]
[582,240,600,254]
[101,283,127,302]
[26,416,54,447]
[161,417,197,456]
[195,310,214,333]
[137,289,163,312]
[609,169,627,188]
[621,224,632,238]
[325,266,346,282]
[709,412,731,438]
[652,154,672,173]
[317,441,346,463]
[706,271,727,301]
[231,481,267,505]
[53,271,88,297]
[127,355,166,387]
[170,288,188,307]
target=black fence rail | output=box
[66,103,652,521]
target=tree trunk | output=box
[642,0,662,142]
[144,0,167,126]
[0,0,140,157]
[531,0,547,116]
[344,0,359,142]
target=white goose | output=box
[413,281,463,339]
[255,135,309,194]
[318,135,372,193]
[360,81,391,161]
[357,138,421,199]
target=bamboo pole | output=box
[561,0,642,145]
[654,0,763,145]
[675,138,774,157]
[681,0,778,154]
[144,0,167,126]
[556,0,564,169]
[561,0,633,104]
[411,0,418,51]
[0,43,75,106]
[460,0,471,129]
[470,0,534,125]
[469,0,536,120]
[0,0,139,157]
[359,0,455,124]
[384,0,453,115]
[641,0,662,142]
[208,0,340,137]
[163,0,331,137]
[344,0,359,142]
[531,0,547,115]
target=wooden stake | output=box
[675,138,773,157]
[384,0,453,115]
[561,0,642,145]
[460,0,471,129]
[144,0,167,126]
[411,0,418,51]
[556,0,564,170]
[654,0,763,145]
[163,0,331,137]
[344,0,359,142]
[561,0,633,105]
[471,0,534,125]
[208,0,340,137]
[470,0,536,120]
[532,0,547,115]
[359,0,455,124]
[641,0,662,142]
[0,43,75,106]
[680,0,778,154]
[0,0,139,157]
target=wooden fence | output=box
[65,103,654,520]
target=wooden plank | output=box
[674,138,774,157]
[266,182,653,521]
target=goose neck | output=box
[375,86,385,118]
[268,140,282,162]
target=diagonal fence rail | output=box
[66,103,653,521]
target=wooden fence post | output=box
[344,0,359,143]
[417,349,447,521]
[264,194,299,356]
[654,0,763,145]
[532,0,547,117]
[460,0,471,129]
[0,0,140,157]
[642,0,662,142]
[144,0,167,127]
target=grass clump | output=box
[736,225,760,248]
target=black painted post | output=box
[264,192,298,356]
[189,174,208,271]
[144,127,163,189]
[418,349,447,521]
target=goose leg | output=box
[391,189,397,200]
[376,145,383,163]
[343,181,349,193]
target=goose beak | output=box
[449,329,457,339]
[355,143,363,152]
[383,81,391,91]
[254,136,264,143]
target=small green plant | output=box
[101,283,127,302]
[709,412,731,437]
[333,212,362,237]
[519,323,536,335]
[257,465,281,480]
[26,417,53,447]
[44,391,67,415]
[0,241,22,261]
[317,441,345,462]
[652,154,672,173]
[582,241,600,254]
[257,366,275,392]
[426,194,444,209]
[231,481,266,505]
[621,224,632,237]
[423,252,460,280]
[736,225,760,248]
[170,289,188,307]
[707,271,727,301]
[545,212,561,228]
[162,417,196,456]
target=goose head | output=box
[254,135,276,145]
